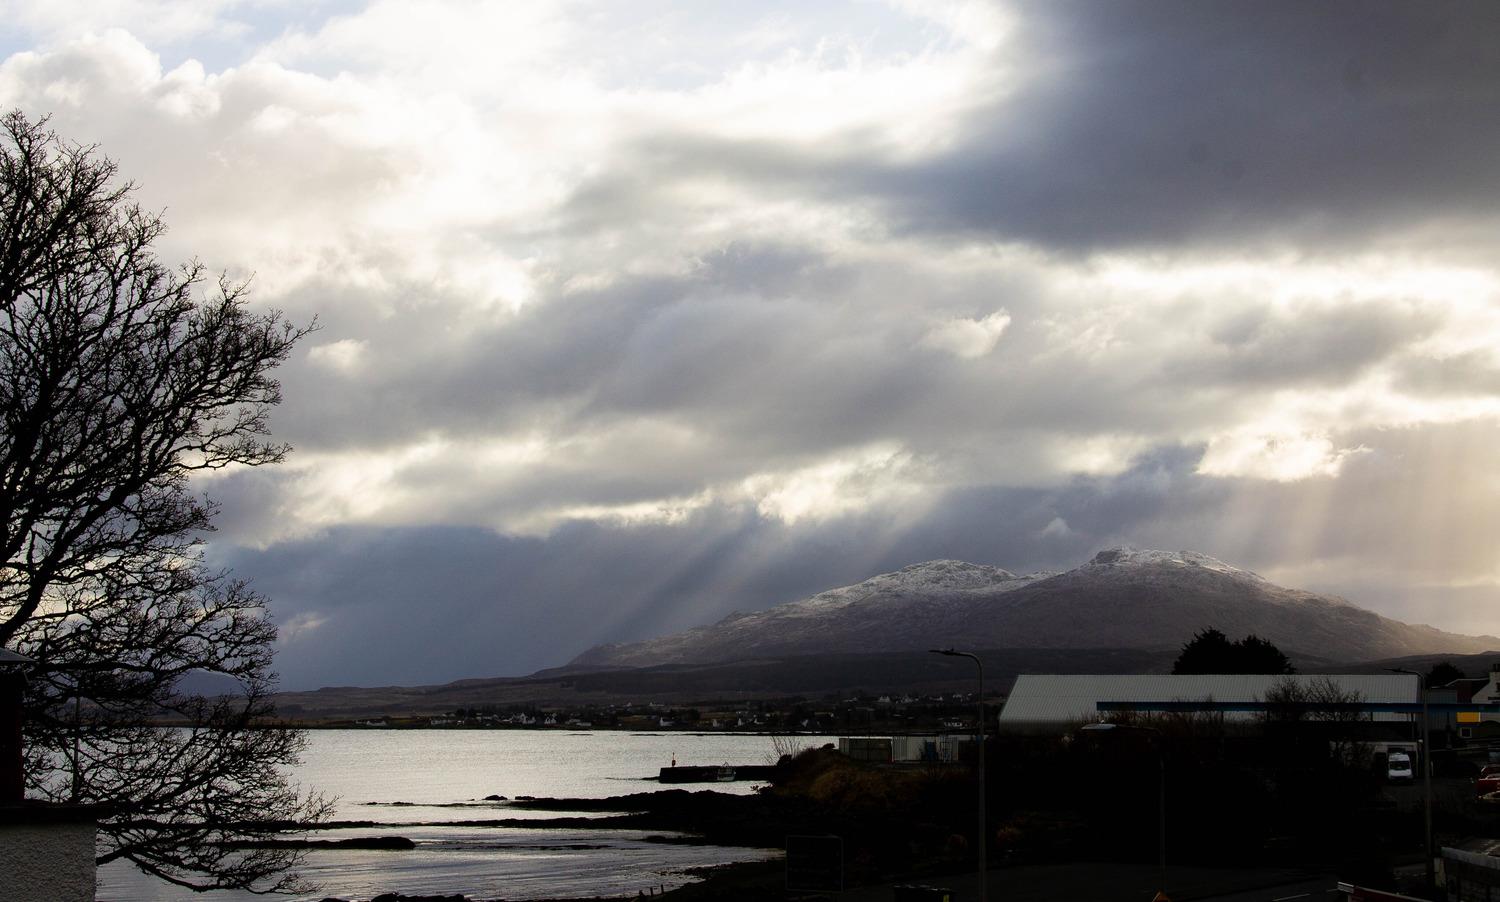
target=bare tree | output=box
[1,110,328,892]
[766,732,815,765]
[1260,676,1372,767]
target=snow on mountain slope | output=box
[572,560,1045,667]
[570,548,1498,668]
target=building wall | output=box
[839,737,892,762]
[0,821,96,902]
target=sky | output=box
[4,1,1500,690]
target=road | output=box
[1196,875,1344,901]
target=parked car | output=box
[1480,763,1500,778]
[1478,771,1500,796]
[1387,752,1415,782]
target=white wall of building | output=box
[1473,666,1500,705]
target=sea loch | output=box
[98,730,829,902]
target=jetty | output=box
[657,764,777,783]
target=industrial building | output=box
[997,673,1423,733]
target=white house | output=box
[1470,663,1500,706]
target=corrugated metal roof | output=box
[998,673,1420,726]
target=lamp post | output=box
[1081,722,1165,898]
[1389,668,1434,894]
[931,648,985,902]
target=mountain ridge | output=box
[571,547,1498,669]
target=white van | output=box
[1387,751,1414,782]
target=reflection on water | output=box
[97,730,832,901]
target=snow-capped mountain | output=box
[570,548,1498,668]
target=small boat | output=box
[715,766,736,782]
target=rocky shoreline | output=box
[286,788,797,902]
[290,748,980,902]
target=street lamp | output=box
[931,648,985,902]
[1081,722,1166,899]
[1388,668,1434,894]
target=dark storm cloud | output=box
[560,1,1500,254]
[873,0,1500,251]
[215,511,887,689]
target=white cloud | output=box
[272,437,450,538]
[1197,431,1369,482]
[279,610,329,644]
[920,310,1011,358]
[1040,515,1072,538]
[307,338,368,373]
[743,444,929,525]
[531,492,715,534]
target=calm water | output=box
[96,730,834,901]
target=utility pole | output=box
[1389,668,1434,895]
[931,649,986,902]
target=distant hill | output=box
[1303,650,1500,679]
[270,647,1178,720]
[572,548,1500,669]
